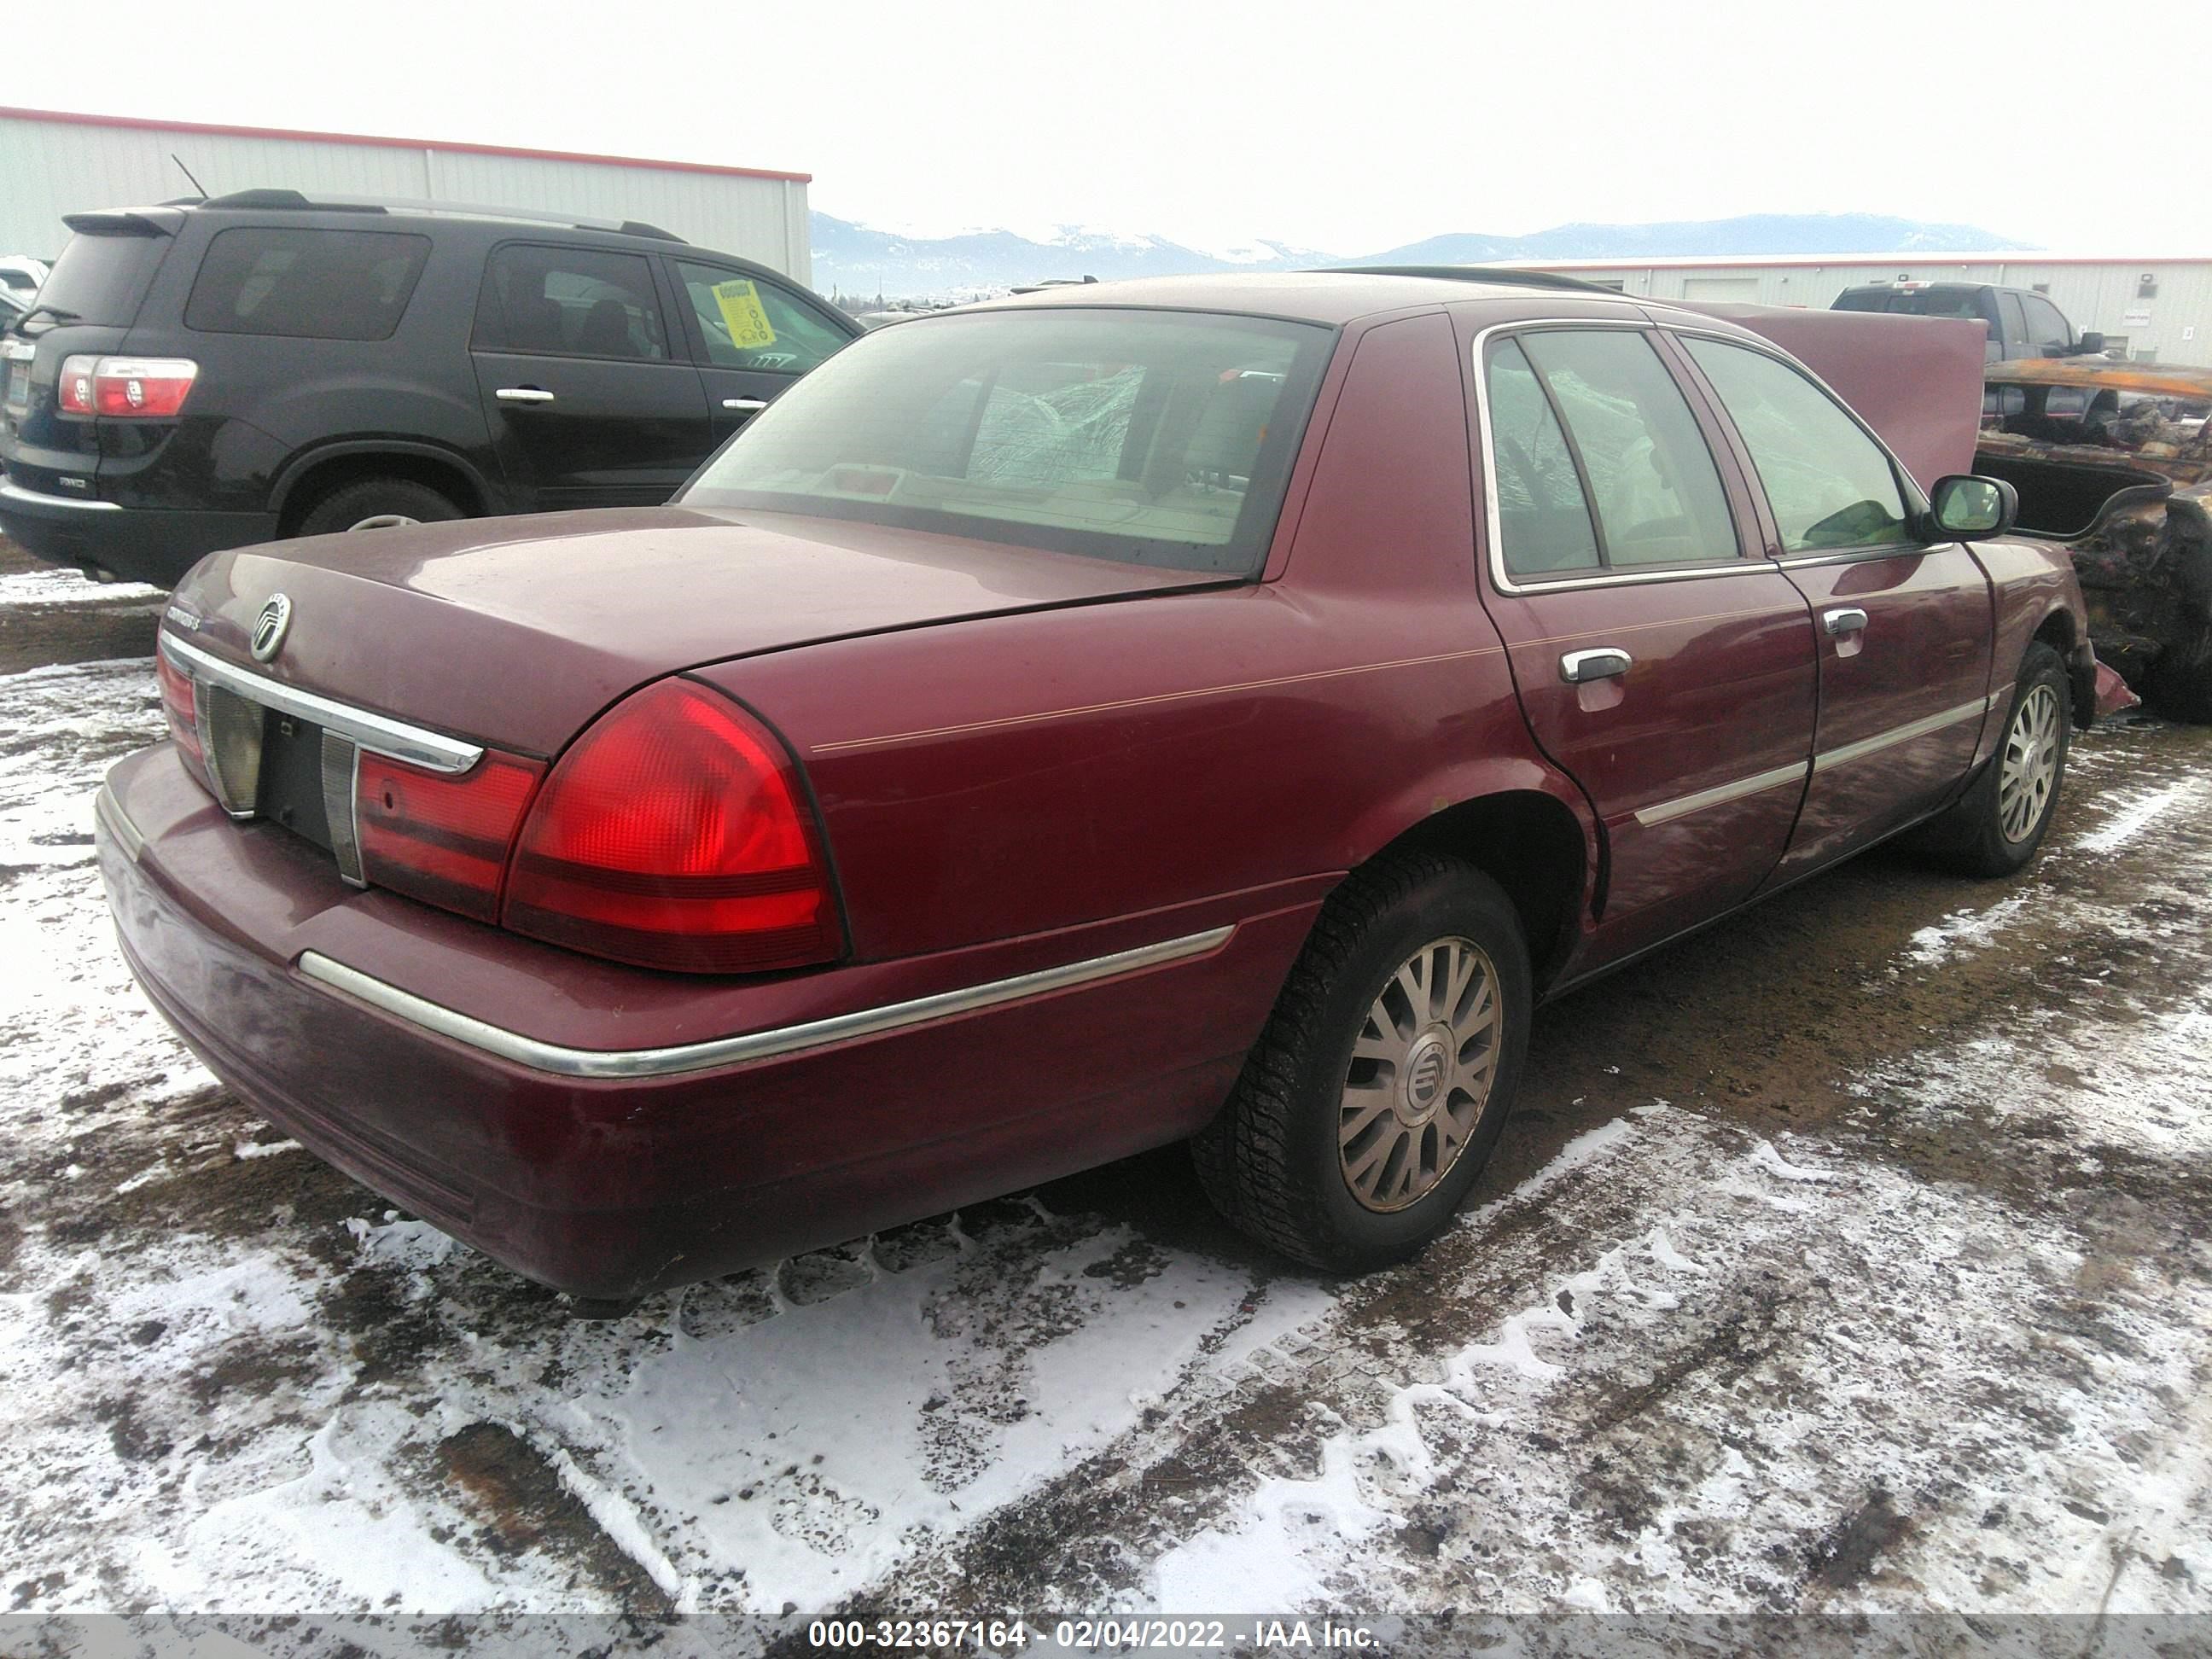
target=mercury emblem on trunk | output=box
[251,594,293,663]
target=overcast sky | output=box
[102,0,2208,255]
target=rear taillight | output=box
[501,679,840,975]
[155,649,203,771]
[57,355,198,418]
[358,750,546,923]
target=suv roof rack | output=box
[195,189,685,243]
[1313,264,1616,294]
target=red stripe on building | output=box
[0,105,811,185]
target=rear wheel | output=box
[293,477,464,538]
[1193,852,1531,1272]
[1918,641,2071,876]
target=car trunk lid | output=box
[165,504,1232,757]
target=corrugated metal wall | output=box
[1535,257,2212,367]
[0,112,811,282]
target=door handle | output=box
[1823,607,1869,637]
[495,387,556,405]
[721,398,769,413]
[1559,647,1633,684]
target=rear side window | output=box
[1685,338,1912,553]
[35,230,171,327]
[184,228,431,341]
[672,259,851,373]
[1484,340,1600,578]
[474,246,669,361]
[1516,331,1738,568]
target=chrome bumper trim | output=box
[1634,761,1807,829]
[297,923,1237,1080]
[94,783,145,861]
[1813,695,1994,774]
[160,632,486,775]
[0,477,122,512]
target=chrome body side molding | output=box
[297,924,1237,1080]
[1633,762,1807,829]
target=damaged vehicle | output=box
[97,271,2092,1311]
[1975,357,2212,721]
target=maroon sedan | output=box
[96,271,2093,1310]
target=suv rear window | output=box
[681,308,1333,574]
[184,227,431,341]
[33,228,172,328]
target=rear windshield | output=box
[680,308,1335,574]
[1833,288,1986,320]
[30,229,171,328]
[185,227,432,341]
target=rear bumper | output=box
[96,744,1317,1299]
[0,479,275,587]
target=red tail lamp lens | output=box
[358,750,546,923]
[156,649,204,771]
[502,679,840,975]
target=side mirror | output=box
[2077,331,2105,355]
[1929,474,2018,540]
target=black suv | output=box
[0,190,861,585]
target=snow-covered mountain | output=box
[811,210,2025,303]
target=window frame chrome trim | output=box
[160,631,485,775]
[1633,761,1808,828]
[1471,317,1771,597]
[1471,315,1953,598]
[296,924,1237,1080]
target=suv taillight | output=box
[57,355,198,418]
[501,679,841,975]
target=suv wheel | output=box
[294,478,465,538]
[1192,852,1531,1272]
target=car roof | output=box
[970,269,1722,330]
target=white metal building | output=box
[0,107,813,282]
[1509,253,2212,367]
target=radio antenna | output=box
[172,154,207,199]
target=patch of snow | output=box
[2077,782,2202,855]
[0,566,166,608]
[1904,894,2031,964]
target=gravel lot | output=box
[1,544,2207,1628]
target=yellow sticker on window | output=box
[711,279,777,351]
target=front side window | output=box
[474,246,668,361]
[184,228,430,341]
[1685,337,1913,553]
[674,260,850,374]
[681,308,1332,573]
[2025,296,2071,353]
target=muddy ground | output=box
[0,542,2206,1633]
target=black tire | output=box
[292,478,464,539]
[1192,851,1532,1272]
[1918,641,2072,876]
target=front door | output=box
[1472,323,1819,969]
[469,242,713,511]
[666,257,858,448]
[1675,335,1994,886]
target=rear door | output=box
[469,242,712,511]
[1676,334,1994,886]
[664,256,859,447]
[1471,322,1819,968]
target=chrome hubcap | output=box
[346,513,420,532]
[1339,936,1502,1213]
[1998,684,2062,843]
